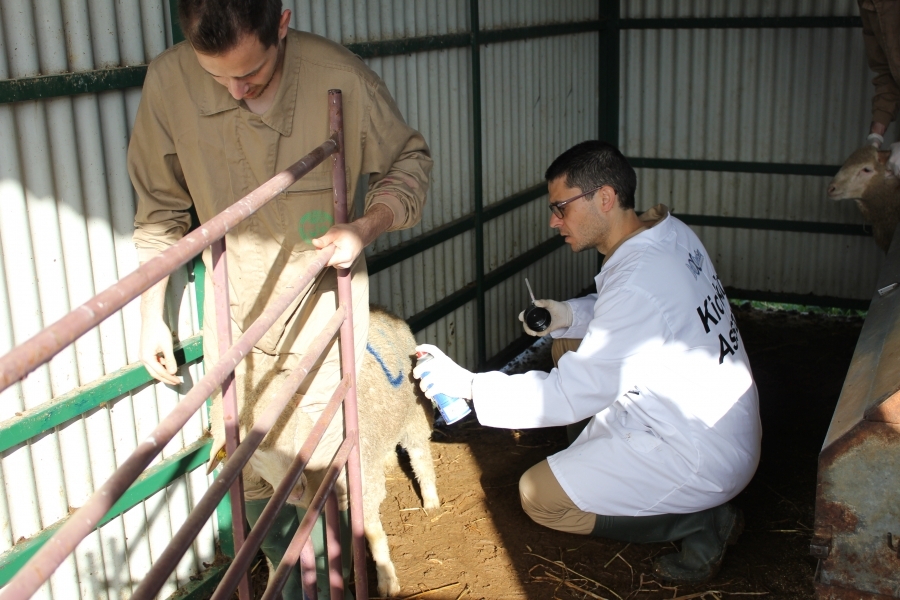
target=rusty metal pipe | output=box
[330,88,369,599]
[325,491,345,599]
[261,438,355,600]
[0,136,338,394]
[131,308,347,600]
[0,246,336,600]
[210,237,250,600]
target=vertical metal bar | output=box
[470,0,486,368]
[598,0,619,274]
[329,88,368,599]
[210,238,250,600]
[325,492,344,598]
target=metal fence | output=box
[0,91,366,600]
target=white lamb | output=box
[828,145,900,253]
[209,306,439,596]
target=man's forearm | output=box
[354,202,395,247]
[140,275,169,322]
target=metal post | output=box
[211,238,250,600]
[325,492,344,598]
[469,0,487,369]
[329,88,368,599]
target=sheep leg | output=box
[361,467,401,597]
[399,406,440,510]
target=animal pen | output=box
[0,1,898,599]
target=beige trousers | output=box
[518,337,597,535]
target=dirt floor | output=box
[238,302,865,600]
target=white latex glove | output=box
[140,318,182,385]
[867,132,884,148]
[412,344,475,401]
[888,142,900,177]
[517,299,573,337]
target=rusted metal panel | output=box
[814,224,900,598]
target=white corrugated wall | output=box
[620,0,889,300]
[0,1,211,598]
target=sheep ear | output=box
[877,150,891,165]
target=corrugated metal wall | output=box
[620,0,889,301]
[0,0,603,597]
[0,2,211,598]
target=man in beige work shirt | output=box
[128,0,431,596]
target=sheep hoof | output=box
[422,490,440,511]
[376,564,401,597]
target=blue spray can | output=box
[415,351,472,425]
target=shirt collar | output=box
[601,204,670,266]
[195,29,302,136]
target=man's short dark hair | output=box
[179,0,283,54]
[545,140,637,210]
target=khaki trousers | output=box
[518,337,597,535]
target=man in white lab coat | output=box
[413,140,762,583]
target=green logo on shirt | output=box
[299,210,334,243]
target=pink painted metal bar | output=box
[325,491,345,598]
[210,237,250,600]
[330,88,369,599]
[0,247,335,600]
[261,438,356,600]
[301,540,320,599]
[130,308,347,600]
[0,135,338,394]
[209,375,351,600]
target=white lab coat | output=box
[473,213,761,516]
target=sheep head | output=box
[827,145,893,201]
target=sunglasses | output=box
[548,185,602,218]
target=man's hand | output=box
[139,272,182,385]
[518,299,573,337]
[412,344,475,401]
[140,317,182,385]
[312,203,394,269]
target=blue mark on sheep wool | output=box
[366,343,404,388]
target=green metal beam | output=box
[0,20,605,105]
[368,183,549,276]
[629,156,841,177]
[0,438,211,587]
[726,288,870,312]
[407,235,567,334]
[347,33,471,59]
[479,20,605,45]
[676,213,869,236]
[0,66,148,104]
[620,16,862,30]
[0,335,203,453]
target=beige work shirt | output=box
[859,0,900,126]
[129,29,432,355]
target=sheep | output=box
[828,145,900,253]
[208,306,440,597]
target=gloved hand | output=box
[867,132,884,148]
[888,142,900,178]
[412,344,475,400]
[518,299,573,337]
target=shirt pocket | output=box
[608,404,664,453]
[276,186,335,254]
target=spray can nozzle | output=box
[523,278,551,333]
